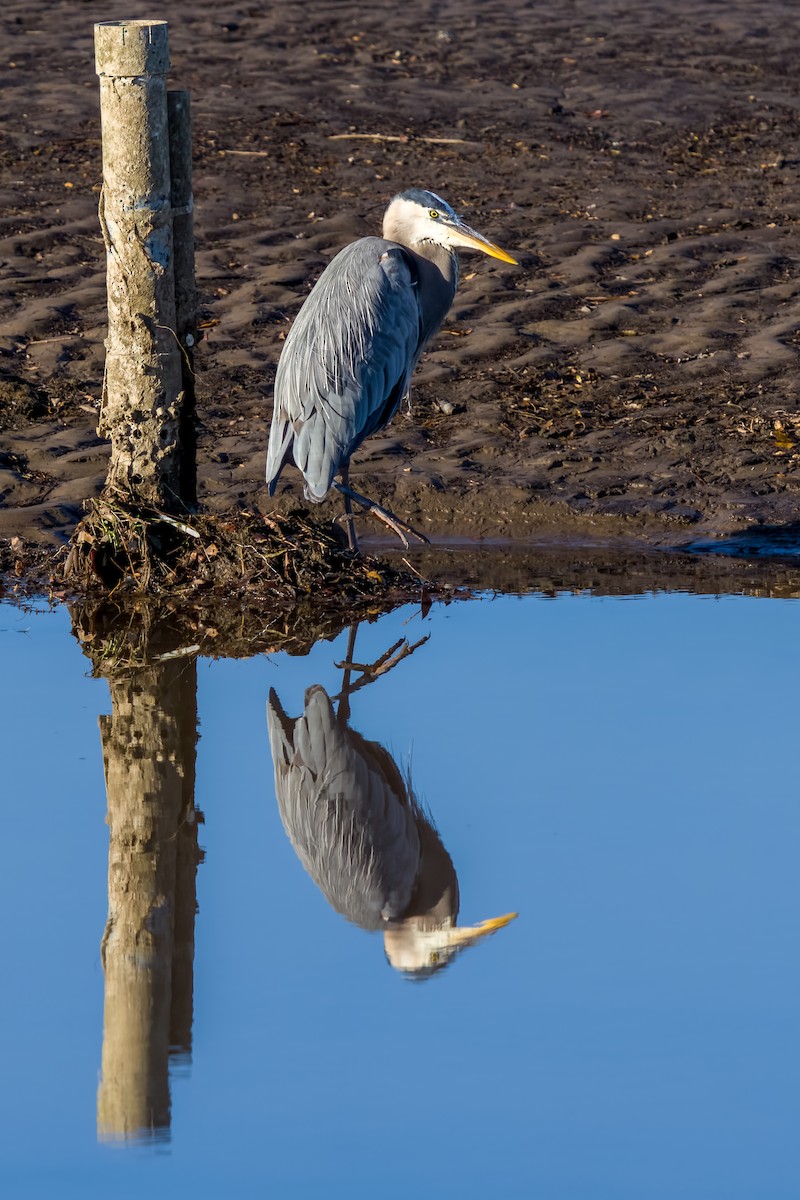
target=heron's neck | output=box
[416,239,458,287]
[410,242,458,341]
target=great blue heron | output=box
[265,188,517,551]
[266,635,516,977]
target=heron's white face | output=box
[383,920,460,975]
[383,191,518,264]
[383,912,518,976]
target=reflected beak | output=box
[446,911,519,945]
[450,220,518,265]
[384,911,518,973]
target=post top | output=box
[94,21,170,77]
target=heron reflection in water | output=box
[266,629,516,977]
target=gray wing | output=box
[267,685,422,929]
[266,237,423,501]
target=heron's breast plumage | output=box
[266,236,448,501]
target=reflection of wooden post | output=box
[169,664,200,1058]
[97,659,201,1143]
[94,20,190,511]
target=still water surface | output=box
[1,588,797,1198]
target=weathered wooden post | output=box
[93,20,192,512]
[167,90,198,508]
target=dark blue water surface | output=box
[1,591,797,1198]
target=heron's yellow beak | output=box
[452,222,519,265]
[446,911,519,945]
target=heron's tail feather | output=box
[265,417,295,495]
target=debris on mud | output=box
[62,496,427,605]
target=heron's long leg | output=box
[333,479,429,550]
[337,623,358,723]
[339,466,360,554]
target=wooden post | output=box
[94,20,188,512]
[168,90,198,509]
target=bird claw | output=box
[332,480,429,550]
[333,634,430,701]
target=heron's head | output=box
[383,188,517,264]
[383,911,518,979]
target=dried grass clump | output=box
[64,496,425,608]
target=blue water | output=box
[0,591,797,1198]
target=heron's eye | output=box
[429,209,440,219]
[431,952,440,963]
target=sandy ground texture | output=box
[3,0,800,562]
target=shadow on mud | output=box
[684,522,800,562]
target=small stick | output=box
[400,556,425,580]
[25,335,82,345]
[329,133,478,146]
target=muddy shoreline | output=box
[3,0,800,602]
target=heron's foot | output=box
[333,481,429,550]
[334,634,430,701]
[334,512,361,554]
